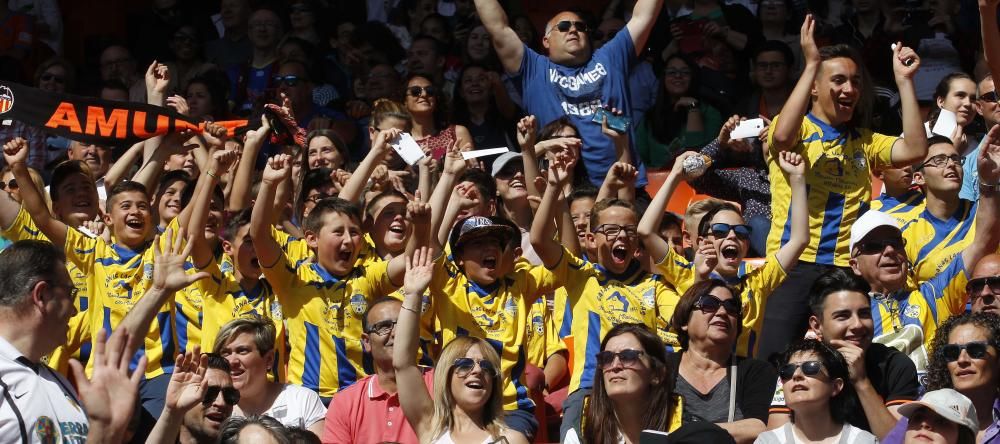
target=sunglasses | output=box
[553,20,589,34]
[694,294,741,316]
[596,349,645,370]
[273,75,304,87]
[203,385,241,405]
[940,341,993,362]
[406,85,437,97]
[367,319,397,336]
[967,275,1000,296]
[778,360,824,381]
[0,179,17,191]
[452,358,498,378]
[980,91,999,103]
[40,73,66,84]
[855,237,905,255]
[705,223,751,240]
[916,154,964,170]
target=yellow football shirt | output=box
[900,199,976,283]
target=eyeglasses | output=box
[46,281,78,299]
[694,294,741,316]
[592,223,638,239]
[664,69,692,78]
[40,73,66,84]
[0,179,18,191]
[940,341,993,362]
[855,237,906,255]
[304,193,331,204]
[452,358,498,378]
[552,20,589,34]
[755,61,786,71]
[202,385,241,405]
[967,275,1000,296]
[273,75,305,87]
[367,319,397,336]
[406,85,437,97]
[596,349,646,370]
[705,223,751,241]
[916,154,964,170]
[778,361,825,381]
[979,91,999,103]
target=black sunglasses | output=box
[980,91,999,103]
[0,179,17,191]
[554,20,589,33]
[406,85,437,97]
[596,349,645,370]
[367,319,397,336]
[967,275,1000,296]
[40,73,66,84]
[203,385,241,405]
[855,237,906,255]
[694,294,741,316]
[705,223,751,240]
[940,341,992,362]
[778,361,824,381]
[452,358,498,378]
[273,75,304,87]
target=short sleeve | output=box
[865,130,898,171]
[64,226,99,276]
[2,205,45,241]
[766,113,806,156]
[322,388,355,443]
[360,258,395,299]
[297,387,328,427]
[272,226,313,267]
[768,376,788,413]
[525,248,570,296]
[260,251,300,300]
[653,247,696,294]
[882,350,920,404]
[594,27,636,77]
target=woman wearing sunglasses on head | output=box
[563,323,691,444]
[755,339,876,443]
[666,280,778,443]
[394,248,528,444]
[403,73,474,161]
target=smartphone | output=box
[639,429,670,444]
[389,133,426,165]
[592,108,631,133]
[731,118,765,139]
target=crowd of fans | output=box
[3,0,1000,443]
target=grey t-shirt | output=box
[676,374,744,423]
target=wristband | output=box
[205,170,219,179]
[401,304,420,315]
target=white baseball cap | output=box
[849,210,901,254]
[898,389,979,436]
[490,152,523,177]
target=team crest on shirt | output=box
[221,260,234,275]
[421,294,431,314]
[143,262,154,280]
[852,151,867,170]
[33,416,57,444]
[641,288,656,311]
[504,297,517,316]
[270,301,283,322]
[349,294,367,315]
[903,304,921,319]
[531,315,544,336]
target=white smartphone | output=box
[731,118,765,139]
[390,133,426,166]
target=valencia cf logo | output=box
[0,85,13,114]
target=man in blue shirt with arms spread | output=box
[473,0,661,191]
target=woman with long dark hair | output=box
[404,73,473,160]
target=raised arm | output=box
[773,152,810,270]
[624,0,663,56]
[429,146,467,250]
[393,248,437,440]
[340,128,400,201]
[962,125,1000,269]
[474,0,525,74]
[145,351,208,444]
[981,0,1000,81]
[596,162,637,202]
[531,153,573,268]
[188,150,238,268]
[771,15,819,152]
[250,155,293,269]
[229,117,270,211]
[637,151,701,263]
[74,329,145,444]
[889,43,927,167]
[104,141,145,192]
[3,138,67,246]
[517,116,542,202]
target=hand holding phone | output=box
[731,118,765,139]
[389,133,427,166]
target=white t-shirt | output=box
[753,422,877,444]
[0,336,90,443]
[234,383,326,429]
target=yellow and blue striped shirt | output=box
[900,199,976,283]
[870,189,926,227]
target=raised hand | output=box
[600,107,627,139]
[145,61,171,96]
[718,115,753,152]
[373,128,404,153]
[69,329,146,441]
[454,182,482,210]
[210,149,239,177]
[606,162,638,189]
[244,116,272,147]
[671,151,706,182]
[152,227,210,292]
[443,142,468,176]
[403,246,434,296]
[2,137,28,167]
[778,151,807,176]
[166,95,189,116]
[263,154,292,184]
[892,42,920,81]
[516,115,538,149]
[800,14,819,66]
[407,190,431,225]
[538,137,583,157]
[980,124,1000,186]
[693,238,718,279]
[164,348,208,414]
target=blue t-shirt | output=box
[960,140,981,202]
[518,30,648,187]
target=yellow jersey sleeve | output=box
[64,226,98,276]
[2,205,48,242]
[271,225,313,267]
[737,254,788,358]
[652,247,696,294]
[863,129,897,171]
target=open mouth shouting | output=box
[610,243,629,265]
[124,216,144,231]
[481,254,498,269]
[720,243,740,264]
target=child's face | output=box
[204,195,225,246]
[53,173,99,226]
[660,224,684,257]
[156,180,187,225]
[308,211,363,276]
[569,197,595,253]
[457,236,506,285]
[812,57,861,126]
[369,197,409,255]
[699,210,749,277]
[589,205,638,274]
[105,190,152,249]
[224,224,260,279]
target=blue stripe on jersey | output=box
[333,336,357,390]
[25,225,40,237]
[943,202,976,249]
[157,311,175,373]
[418,339,435,366]
[816,192,847,265]
[175,302,190,353]
[512,346,534,412]
[916,212,961,264]
[871,300,887,337]
[102,307,112,340]
[559,296,574,338]
[579,311,603,390]
[302,322,321,391]
[80,296,88,311]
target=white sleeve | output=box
[299,387,327,427]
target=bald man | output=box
[473,0,662,190]
[969,253,1000,313]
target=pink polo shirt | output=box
[322,369,435,444]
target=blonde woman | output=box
[393,247,528,444]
